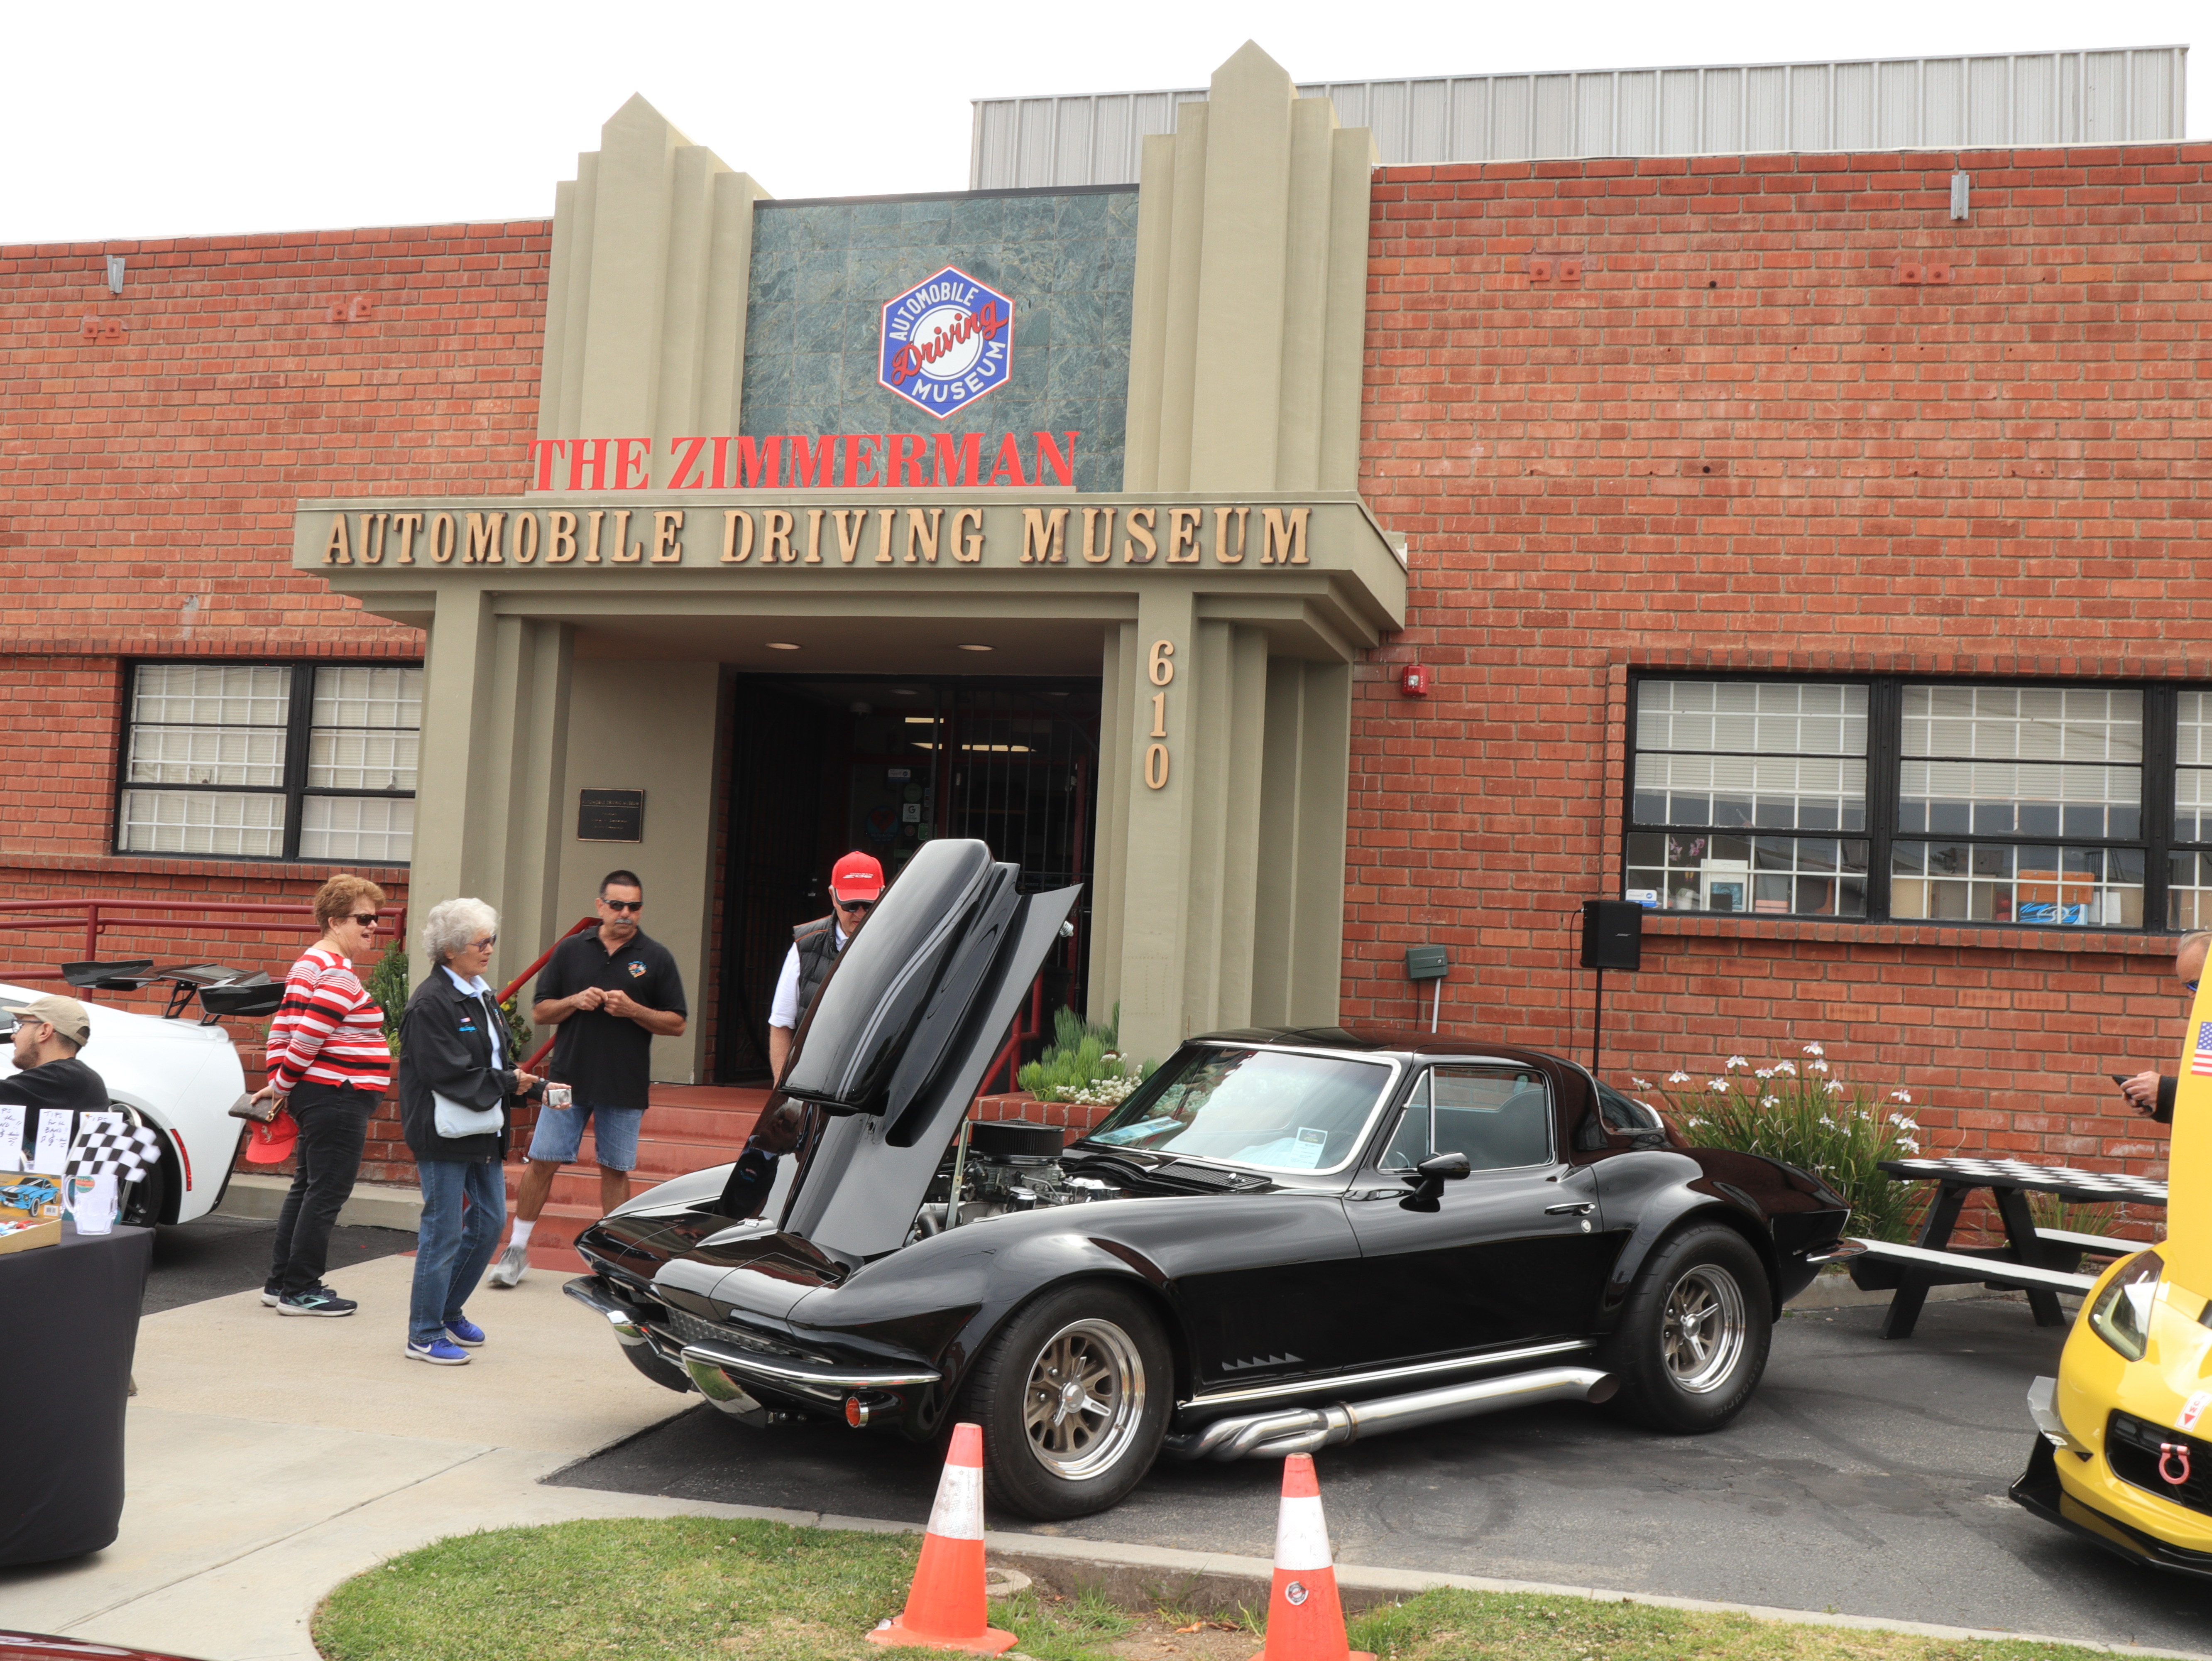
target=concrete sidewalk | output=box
[0,1253,741,1660]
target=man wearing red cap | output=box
[767,851,884,1081]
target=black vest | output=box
[791,916,842,1024]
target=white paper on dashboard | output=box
[33,1108,74,1174]
[0,1104,23,1172]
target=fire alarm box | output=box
[1400,664,1430,697]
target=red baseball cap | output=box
[831,851,886,903]
[243,1108,299,1164]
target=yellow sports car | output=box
[2011,988,2212,1577]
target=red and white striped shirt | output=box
[265,943,392,1093]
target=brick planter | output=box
[971,1091,1113,1138]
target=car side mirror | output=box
[1400,1151,1471,1212]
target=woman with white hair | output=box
[397,897,541,1365]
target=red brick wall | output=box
[1353,143,2212,1185]
[1,221,545,1181]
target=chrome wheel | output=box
[1661,1265,1746,1394]
[1021,1317,1146,1481]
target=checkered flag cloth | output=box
[68,1123,163,1183]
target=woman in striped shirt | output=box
[257,874,392,1317]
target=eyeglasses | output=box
[602,899,643,913]
[471,936,497,949]
[834,897,875,913]
[348,914,380,928]
[2188,980,2200,993]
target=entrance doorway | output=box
[715,675,1100,1082]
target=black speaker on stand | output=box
[1579,899,1644,1079]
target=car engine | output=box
[907,1119,1123,1241]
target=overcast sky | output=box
[2,0,2198,245]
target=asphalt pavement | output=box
[552,1295,2212,1652]
[142,1212,416,1313]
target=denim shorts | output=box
[527,1101,645,1171]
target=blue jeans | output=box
[409,1159,504,1347]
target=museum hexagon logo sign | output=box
[878,266,1014,419]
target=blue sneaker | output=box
[444,1315,485,1347]
[406,1337,471,1365]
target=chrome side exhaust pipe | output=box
[1165,1367,1619,1461]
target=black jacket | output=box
[397,970,521,1163]
[2156,1074,2178,1123]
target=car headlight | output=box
[2087,1250,2163,1362]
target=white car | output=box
[2,975,254,1227]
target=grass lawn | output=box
[312,1516,2128,1661]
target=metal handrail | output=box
[0,896,409,985]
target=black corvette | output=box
[567,838,1850,1519]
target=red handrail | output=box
[977,973,1047,1098]
[0,897,409,985]
[495,916,597,1075]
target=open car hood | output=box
[761,837,1081,1262]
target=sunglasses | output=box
[603,898,644,913]
[348,913,380,928]
[2190,980,2200,993]
[834,897,876,913]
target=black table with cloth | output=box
[0,1221,152,1566]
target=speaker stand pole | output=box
[1592,967,1604,1077]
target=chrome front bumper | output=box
[563,1274,940,1419]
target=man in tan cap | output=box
[1,996,112,1166]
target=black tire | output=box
[120,1132,171,1229]
[1603,1222,1771,1433]
[961,1283,1171,1520]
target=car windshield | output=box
[1079,1046,1394,1172]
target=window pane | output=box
[1891,840,2143,926]
[119,788,285,857]
[126,724,286,787]
[1635,680,1869,757]
[1899,760,2142,841]
[2173,852,2212,930]
[312,666,423,732]
[1630,755,1867,830]
[299,795,414,864]
[1901,684,2142,763]
[2177,769,2212,844]
[1382,1066,1553,1171]
[307,728,419,791]
[132,664,291,727]
[1625,834,1867,916]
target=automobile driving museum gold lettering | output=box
[315,504,1313,570]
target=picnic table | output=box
[1845,1156,2166,1339]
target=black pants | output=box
[268,1080,374,1296]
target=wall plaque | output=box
[577,788,644,843]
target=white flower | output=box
[1774,1059,1797,1076]
[1727,1056,1749,1069]
[1898,1136,1921,1153]
[1819,1115,1837,1128]
[1823,1078,1845,1094]
[1808,1058,1830,1073]
[1707,1078,1728,1092]
[1631,1076,1654,1090]
[1888,1112,1921,1131]
[1890,1090,1913,1105]
[1761,1095,1781,1107]
[1803,1041,1825,1057]
[1755,1068,1774,1080]
[1668,1071,1691,1084]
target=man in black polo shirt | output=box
[488,870,685,1286]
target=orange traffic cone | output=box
[1251,1453,1373,1661]
[869,1422,1017,1655]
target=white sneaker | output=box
[487,1243,530,1288]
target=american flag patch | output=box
[2193,1021,2212,1077]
